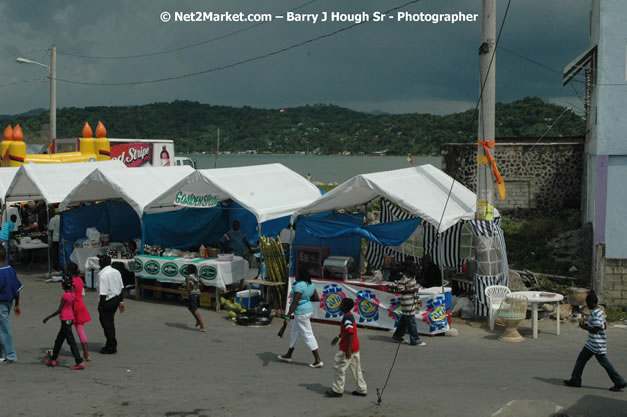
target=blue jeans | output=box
[393,315,421,345]
[571,346,626,386]
[0,300,17,361]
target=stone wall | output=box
[595,243,627,309]
[440,138,584,211]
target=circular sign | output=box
[161,262,178,277]
[144,260,160,275]
[180,264,190,278]
[357,298,378,321]
[199,266,217,280]
[134,259,143,273]
[427,305,448,329]
[324,293,343,315]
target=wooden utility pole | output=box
[215,127,220,168]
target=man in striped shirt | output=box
[389,274,425,346]
[564,291,626,392]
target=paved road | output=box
[2,267,626,417]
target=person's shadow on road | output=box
[533,377,609,391]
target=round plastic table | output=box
[512,291,564,339]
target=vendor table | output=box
[287,278,452,334]
[16,239,48,268]
[84,257,135,289]
[511,291,564,339]
[70,246,106,272]
[245,279,286,305]
[134,254,250,292]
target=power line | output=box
[57,0,318,60]
[0,79,45,88]
[499,46,585,85]
[522,106,573,157]
[54,0,422,86]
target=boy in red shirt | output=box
[325,298,367,397]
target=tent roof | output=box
[144,163,322,223]
[4,161,126,204]
[0,167,19,204]
[59,166,195,217]
[292,164,498,233]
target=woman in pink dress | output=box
[67,263,92,361]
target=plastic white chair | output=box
[485,285,511,330]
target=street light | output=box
[16,45,56,143]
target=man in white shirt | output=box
[98,255,125,354]
[47,210,60,271]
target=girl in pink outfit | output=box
[67,263,92,361]
[42,279,85,370]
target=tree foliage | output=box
[3,97,585,155]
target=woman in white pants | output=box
[278,267,323,368]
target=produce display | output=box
[259,235,288,309]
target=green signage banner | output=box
[174,191,218,208]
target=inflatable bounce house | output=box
[1,121,111,167]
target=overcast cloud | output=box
[0,0,590,116]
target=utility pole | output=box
[50,44,56,143]
[214,127,220,168]
[475,0,502,277]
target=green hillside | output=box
[3,96,585,155]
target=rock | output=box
[445,328,459,337]
[542,303,555,312]
[568,265,578,272]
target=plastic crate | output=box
[199,294,214,307]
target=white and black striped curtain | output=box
[365,199,418,269]
[423,222,464,271]
[366,199,464,271]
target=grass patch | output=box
[606,308,627,323]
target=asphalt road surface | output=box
[2,266,626,417]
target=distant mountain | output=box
[369,109,389,116]
[0,97,585,155]
[0,107,46,121]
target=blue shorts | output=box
[188,294,200,311]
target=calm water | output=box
[183,154,441,183]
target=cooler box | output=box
[236,289,261,309]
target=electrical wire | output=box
[0,79,45,88]
[376,339,402,405]
[499,46,585,85]
[57,0,318,60]
[521,106,573,157]
[53,0,422,86]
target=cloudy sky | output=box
[0,0,591,116]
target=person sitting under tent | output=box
[219,220,251,258]
[418,255,441,288]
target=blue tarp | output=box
[142,206,229,251]
[60,201,141,270]
[291,212,364,274]
[298,216,421,246]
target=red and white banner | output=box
[111,143,153,167]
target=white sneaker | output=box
[277,355,292,363]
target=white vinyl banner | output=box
[287,278,451,334]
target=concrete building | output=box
[563,0,627,308]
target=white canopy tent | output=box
[292,164,499,233]
[144,163,322,223]
[0,167,19,204]
[4,160,126,205]
[59,166,195,217]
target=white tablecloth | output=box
[70,247,106,272]
[135,255,251,291]
[17,240,48,250]
[85,257,136,289]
